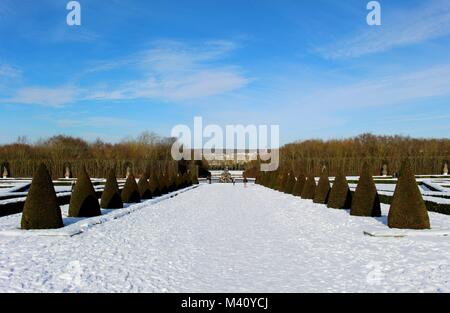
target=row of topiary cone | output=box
[21,163,198,230]
[256,160,430,230]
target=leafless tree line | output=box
[279,134,450,176]
[2,133,450,178]
[0,132,180,178]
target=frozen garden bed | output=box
[0,183,449,293]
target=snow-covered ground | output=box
[0,183,449,293]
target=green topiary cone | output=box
[275,172,284,191]
[21,163,64,230]
[301,175,316,200]
[138,174,153,199]
[192,172,199,185]
[351,163,381,217]
[292,174,306,197]
[388,160,430,229]
[69,166,101,217]
[267,171,275,189]
[121,173,141,203]
[284,171,296,194]
[270,171,279,190]
[168,174,176,192]
[149,175,161,197]
[313,172,331,204]
[261,172,269,187]
[100,169,123,209]
[156,174,166,194]
[184,172,192,187]
[327,171,352,209]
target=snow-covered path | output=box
[0,184,449,292]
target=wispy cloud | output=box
[383,113,450,124]
[3,86,78,107]
[86,69,249,102]
[1,40,250,107]
[48,27,100,43]
[0,0,13,18]
[317,0,450,59]
[297,64,450,109]
[0,64,21,79]
[84,40,250,102]
[56,116,132,128]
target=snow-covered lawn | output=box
[0,184,449,293]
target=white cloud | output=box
[0,64,21,79]
[48,27,100,43]
[0,40,249,107]
[297,64,450,109]
[4,86,78,107]
[86,69,249,102]
[0,0,12,18]
[57,116,132,128]
[84,40,250,102]
[317,0,450,59]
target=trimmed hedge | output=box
[121,174,141,203]
[313,172,330,204]
[149,175,161,197]
[101,169,123,209]
[301,175,316,200]
[327,171,352,210]
[357,193,450,216]
[350,163,381,217]
[138,174,153,199]
[292,174,306,197]
[69,166,101,218]
[388,160,430,229]
[284,172,296,194]
[21,163,63,229]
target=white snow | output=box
[0,183,449,293]
[0,186,199,238]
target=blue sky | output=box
[0,0,450,144]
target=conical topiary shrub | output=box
[292,174,306,197]
[301,175,316,200]
[121,173,141,203]
[179,173,187,189]
[21,163,63,230]
[313,172,331,204]
[351,163,381,217]
[138,174,153,199]
[183,173,192,187]
[192,172,199,185]
[166,174,175,192]
[327,171,352,209]
[100,169,123,209]
[273,171,283,191]
[149,175,161,197]
[279,171,289,192]
[257,172,266,186]
[69,166,101,217]
[388,160,430,229]
[284,172,296,194]
[159,175,169,194]
[262,172,270,187]
[174,174,181,190]
[266,172,274,189]
[270,172,278,190]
